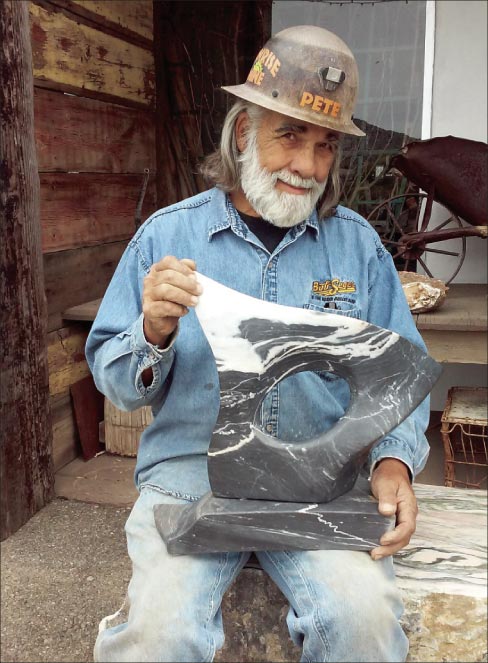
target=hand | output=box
[142,256,202,347]
[369,458,418,560]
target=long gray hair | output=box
[199,100,343,219]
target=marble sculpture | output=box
[154,274,441,554]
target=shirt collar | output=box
[207,188,321,241]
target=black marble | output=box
[154,274,441,554]
[154,474,395,555]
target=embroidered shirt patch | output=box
[312,278,357,297]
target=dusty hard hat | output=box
[222,25,365,137]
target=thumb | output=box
[377,486,398,516]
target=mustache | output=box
[272,169,321,191]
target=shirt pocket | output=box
[303,296,362,319]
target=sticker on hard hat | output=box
[300,92,341,118]
[247,48,281,86]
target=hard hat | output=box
[222,25,365,137]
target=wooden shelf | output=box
[62,298,102,322]
[62,283,487,364]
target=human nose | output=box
[289,145,317,180]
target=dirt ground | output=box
[1,499,131,663]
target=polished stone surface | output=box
[154,474,395,555]
[155,274,441,554]
[195,274,441,503]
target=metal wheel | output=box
[367,192,467,284]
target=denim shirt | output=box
[86,187,430,501]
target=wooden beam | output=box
[47,325,91,397]
[34,87,156,173]
[38,0,153,50]
[0,0,54,540]
[29,2,155,107]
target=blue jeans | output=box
[94,487,409,662]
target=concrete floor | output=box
[54,416,447,506]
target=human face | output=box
[233,110,339,227]
[255,110,339,193]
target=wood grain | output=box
[34,87,156,173]
[40,172,157,252]
[1,0,54,540]
[416,283,487,332]
[44,240,127,331]
[71,0,153,42]
[51,393,79,471]
[421,330,487,364]
[30,2,155,107]
[47,325,91,397]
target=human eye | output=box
[280,132,297,142]
[318,141,337,153]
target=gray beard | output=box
[238,128,327,228]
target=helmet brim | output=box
[222,84,366,138]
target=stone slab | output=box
[154,474,395,554]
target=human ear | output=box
[235,112,250,152]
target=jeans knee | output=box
[94,616,220,663]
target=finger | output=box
[146,270,202,298]
[376,484,398,517]
[180,258,197,271]
[152,256,195,276]
[370,517,416,560]
[148,283,200,309]
[144,300,189,320]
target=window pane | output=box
[272,0,427,230]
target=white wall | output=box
[425,0,487,284]
[427,1,487,410]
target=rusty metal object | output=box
[441,387,487,489]
[391,136,488,227]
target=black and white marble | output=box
[155,274,441,554]
[195,274,441,503]
[154,473,395,555]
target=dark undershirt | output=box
[237,210,289,254]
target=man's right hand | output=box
[142,256,201,348]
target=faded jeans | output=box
[94,487,409,663]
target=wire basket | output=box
[441,387,488,489]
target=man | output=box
[87,25,429,662]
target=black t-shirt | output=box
[237,210,289,254]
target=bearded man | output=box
[87,25,429,663]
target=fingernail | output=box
[195,284,203,295]
[372,552,383,561]
[191,296,199,305]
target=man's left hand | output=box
[370,458,418,560]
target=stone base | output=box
[154,475,394,555]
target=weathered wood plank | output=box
[44,240,127,331]
[40,173,156,252]
[70,0,153,42]
[1,0,54,540]
[51,393,79,471]
[416,283,487,332]
[34,87,156,173]
[62,298,102,322]
[421,330,487,364]
[48,325,91,397]
[30,2,155,107]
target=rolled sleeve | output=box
[366,246,432,481]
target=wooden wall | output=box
[29,0,157,470]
